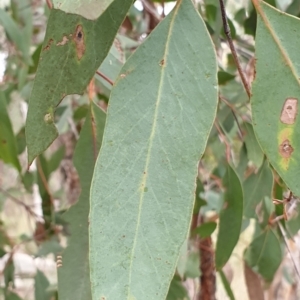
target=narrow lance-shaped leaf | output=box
[0,92,21,172]
[57,103,106,300]
[89,0,218,299]
[243,159,273,218]
[25,0,133,165]
[215,164,243,270]
[251,0,300,196]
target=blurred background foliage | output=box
[0,0,300,299]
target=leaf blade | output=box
[215,164,243,270]
[89,0,218,298]
[57,103,106,300]
[25,0,133,165]
[251,0,300,196]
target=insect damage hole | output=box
[279,139,294,158]
[73,25,85,60]
[280,98,298,124]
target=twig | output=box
[96,71,114,86]
[0,187,40,218]
[141,0,162,22]
[36,158,53,205]
[278,222,300,281]
[46,0,53,9]
[161,0,165,18]
[219,96,243,140]
[88,79,98,161]
[214,120,231,162]
[218,0,251,98]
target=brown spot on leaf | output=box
[280,98,298,124]
[279,139,294,158]
[56,36,69,46]
[73,25,85,60]
[159,59,165,67]
[43,39,53,51]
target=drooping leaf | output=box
[243,160,273,218]
[34,270,52,300]
[25,0,133,165]
[0,92,21,172]
[89,0,218,298]
[215,164,243,270]
[244,122,264,169]
[166,275,189,300]
[219,269,235,300]
[251,1,300,196]
[57,103,106,300]
[0,8,31,64]
[244,228,282,281]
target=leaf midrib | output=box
[126,1,182,298]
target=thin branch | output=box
[278,222,300,281]
[214,120,232,162]
[218,0,251,98]
[0,187,40,218]
[141,0,162,22]
[36,157,54,209]
[88,79,98,161]
[219,96,243,140]
[96,71,114,86]
[46,0,53,9]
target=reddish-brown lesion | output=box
[279,139,294,158]
[43,38,53,51]
[73,25,85,60]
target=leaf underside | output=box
[89,0,218,299]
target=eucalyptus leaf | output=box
[25,0,133,165]
[215,164,243,270]
[251,1,300,196]
[58,103,106,300]
[89,0,218,298]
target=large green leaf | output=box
[57,103,106,300]
[215,164,243,270]
[243,160,273,218]
[251,0,300,196]
[25,0,133,165]
[89,0,218,298]
[244,228,282,281]
[0,92,21,172]
[53,0,113,19]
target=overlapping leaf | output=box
[53,0,113,19]
[0,92,21,172]
[244,228,282,281]
[57,103,106,300]
[89,0,218,298]
[251,0,300,196]
[215,164,243,270]
[25,0,133,165]
[243,160,273,218]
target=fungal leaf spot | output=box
[73,25,85,60]
[56,36,69,46]
[159,59,165,67]
[280,98,298,125]
[279,139,294,158]
[43,39,53,51]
